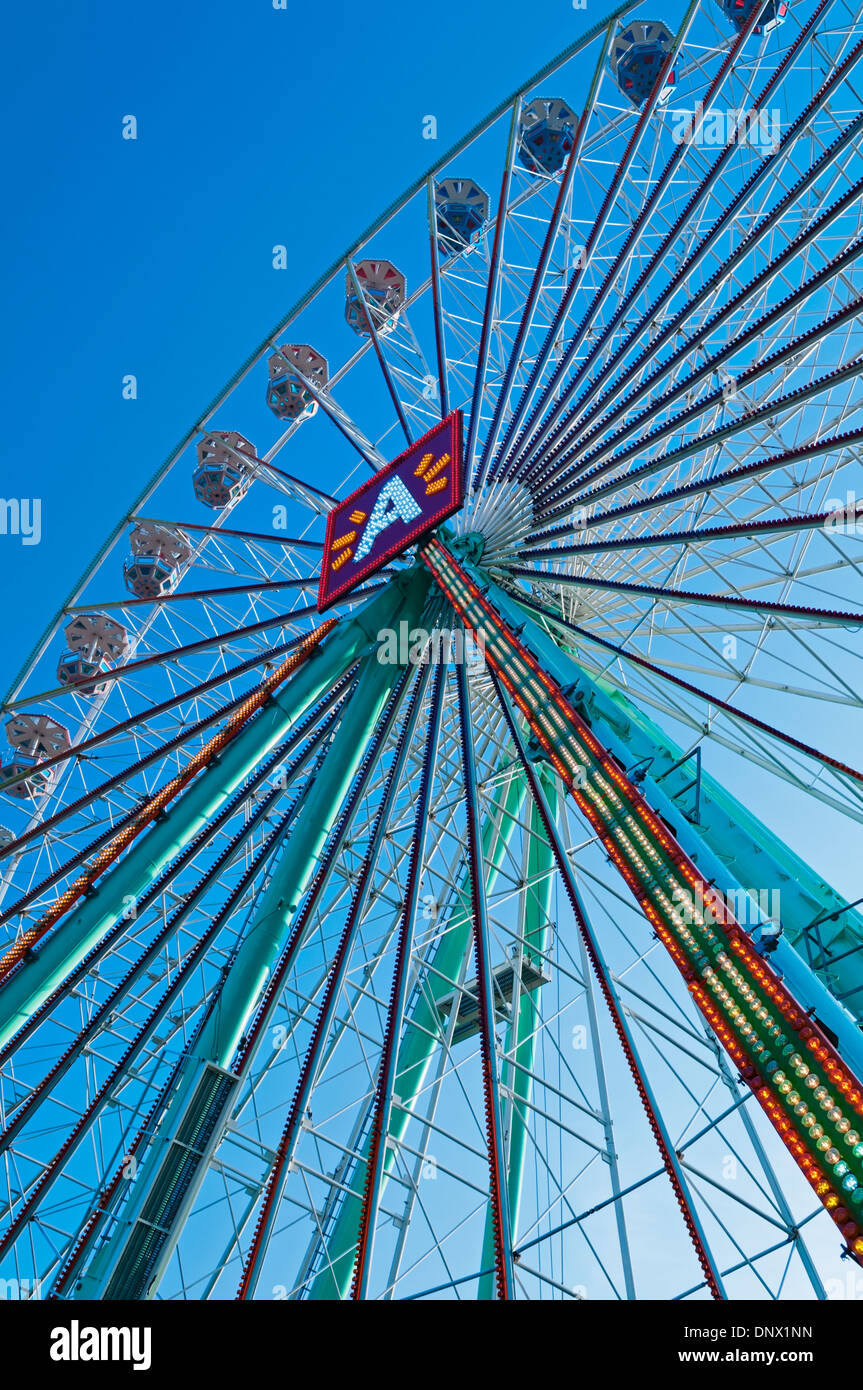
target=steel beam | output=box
[0,571,429,1054]
[73,634,422,1299]
[308,762,529,1299]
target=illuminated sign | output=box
[317,411,464,611]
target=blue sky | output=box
[0,0,588,685]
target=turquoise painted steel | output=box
[459,560,863,1074]
[73,582,431,1299]
[204,657,414,1071]
[593,681,863,1013]
[310,763,529,1299]
[0,571,429,1052]
[477,769,557,1299]
[509,602,863,1019]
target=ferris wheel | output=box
[3,0,863,1302]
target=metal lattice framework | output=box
[2,0,863,1301]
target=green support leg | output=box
[0,571,429,1052]
[477,768,557,1298]
[510,593,863,1014]
[309,762,529,1299]
[462,556,863,1068]
[72,580,432,1300]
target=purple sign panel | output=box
[317,411,464,611]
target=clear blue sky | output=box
[0,0,587,685]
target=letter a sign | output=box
[317,411,464,611]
